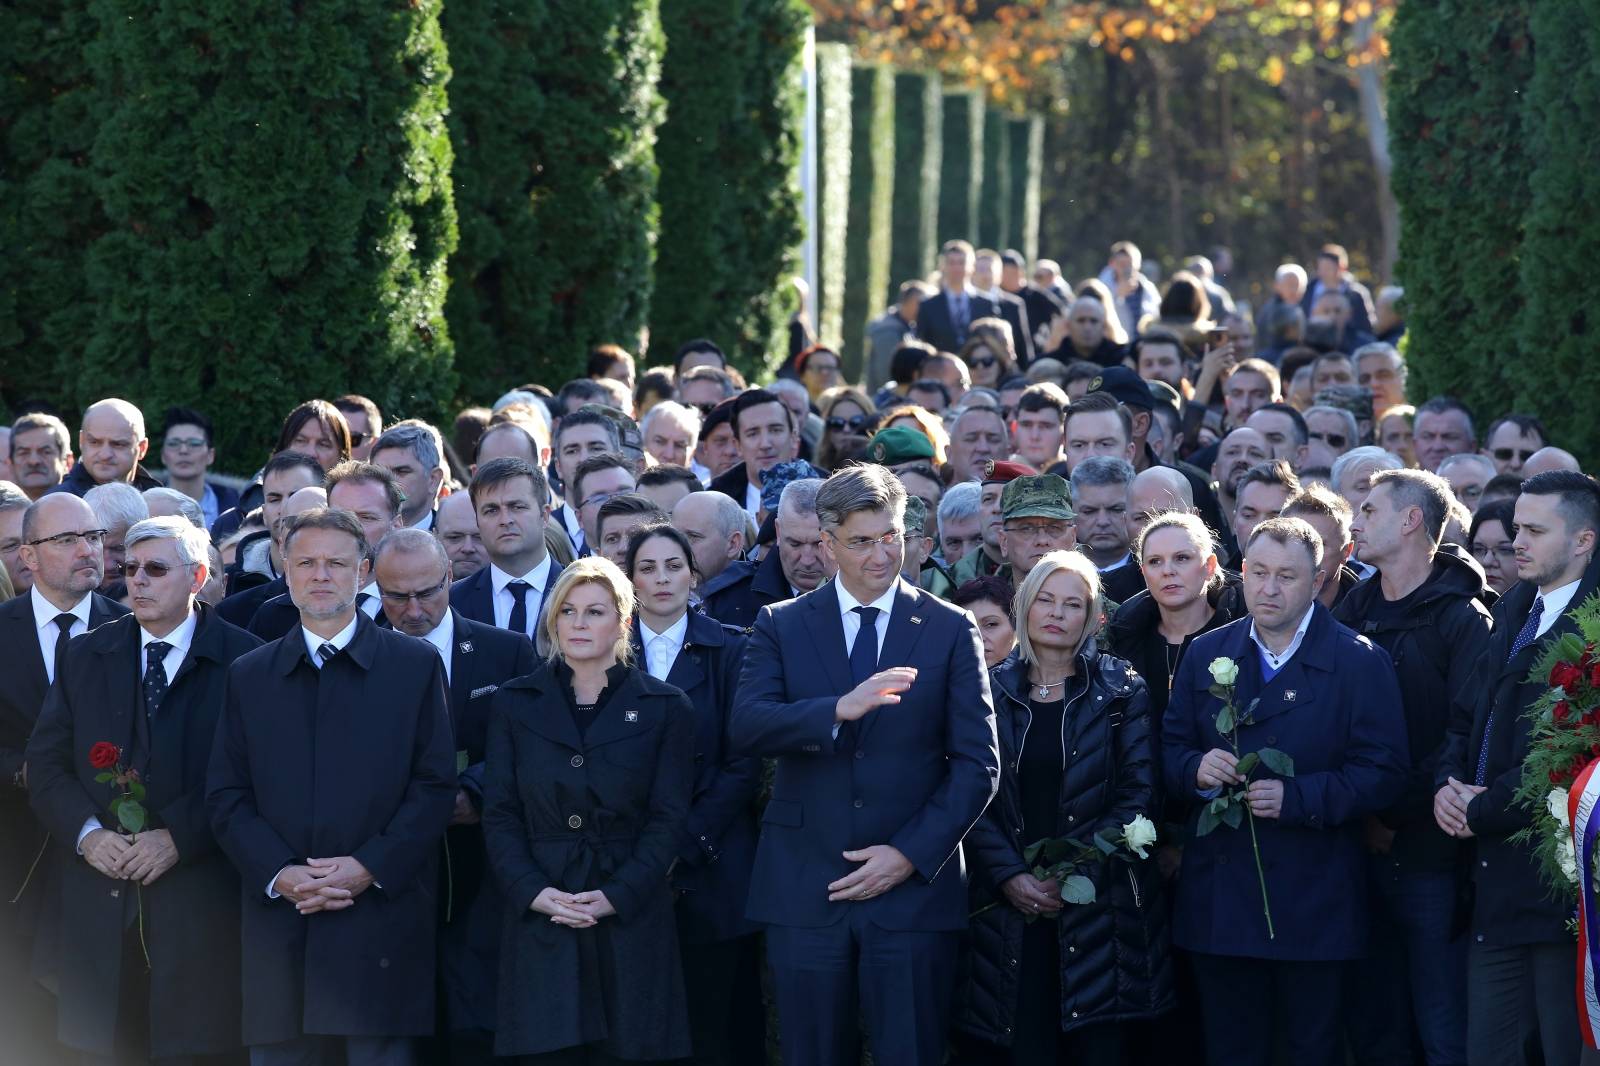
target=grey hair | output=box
[126,515,210,568]
[1437,452,1495,481]
[11,412,70,457]
[373,526,451,572]
[683,490,747,542]
[492,391,552,437]
[142,487,205,529]
[372,420,443,474]
[1305,405,1360,447]
[1330,445,1403,492]
[767,379,809,409]
[84,481,150,531]
[1274,263,1307,286]
[937,481,981,526]
[1369,468,1454,546]
[1352,341,1402,367]
[1013,549,1103,664]
[0,482,30,515]
[640,400,701,441]
[83,398,147,442]
[777,478,825,521]
[1070,456,1136,495]
[814,465,907,530]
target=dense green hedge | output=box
[813,44,853,352]
[1389,2,1533,420]
[0,0,102,414]
[1006,116,1043,262]
[652,0,807,377]
[979,107,1012,252]
[79,0,458,469]
[841,65,895,380]
[938,90,984,248]
[449,0,662,395]
[1517,5,1600,462]
[889,72,942,295]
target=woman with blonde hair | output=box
[956,550,1171,1064]
[960,317,1018,390]
[483,555,695,1063]
[815,386,877,472]
[881,404,951,468]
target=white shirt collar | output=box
[1098,553,1133,574]
[409,510,434,532]
[744,480,762,516]
[32,585,92,632]
[140,608,199,680]
[301,613,360,667]
[1536,579,1583,638]
[1248,603,1317,671]
[641,612,689,652]
[420,609,456,678]
[490,556,553,598]
[837,580,898,622]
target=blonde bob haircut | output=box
[1013,549,1103,665]
[540,556,637,666]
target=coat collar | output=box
[269,608,380,675]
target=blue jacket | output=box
[1162,605,1409,961]
[731,579,999,932]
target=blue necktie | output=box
[142,642,172,718]
[1476,596,1545,786]
[507,580,532,637]
[839,606,881,751]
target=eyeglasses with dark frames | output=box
[25,529,108,550]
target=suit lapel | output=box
[3,600,49,709]
[856,582,928,748]
[449,614,476,733]
[580,669,648,750]
[803,584,852,698]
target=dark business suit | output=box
[709,462,755,513]
[449,560,564,654]
[1163,606,1409,1066]
[27,606,260,1059]
[430,612,535,1061]
[914,288,1001,355]
[633,612,761,1065]
[249,591,387,643]
[731,579,999,1066]
[206,613,457,1055]
[215,576,285,630]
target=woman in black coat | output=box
[483,556,694,1065]
[625,524,762,1066]
[955,550,1172,1065]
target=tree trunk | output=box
[1149,50,1184,259]
[1354,14,1399,284]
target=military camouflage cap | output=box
[1001,473,1076,522]
[902,494,929,536]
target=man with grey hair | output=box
[1331,446,1405,513]
[1304,405,1360,459]
[0,482,32,593]
[1437,452,1497,515]
[85,480,151,593]
[1413,396,1477,473]
[673,490,759,627]
[11,411,74,500]
[27,515,260,1062]
[1071,456,1144,602]
[1353,342,1407,413]
[51,398,163,497]
[144,485,207,528]
[640,401,701,471]
[717,478,839,632]
[372,528,534,1060]
[732,463,998,1065]
[372,420,447,531]
[936,481,983,569]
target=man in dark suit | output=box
[709,390,801,517]
[28,515,260,1064]
[373,527,534,1065]
[214,453,326,621]
[0,492,129,1062]
[450,457,562,651]
[207,507,457,1065]
[1435,471,1600,1066]
[914,239,1004,356]
[973,248,1036,368]
[732,465,999,1066]
[1164,517,1409,1066]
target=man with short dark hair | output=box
[549,409,620,553]
[1482,414,1546,477]
[215,453,327,626]
[1281,486,1361,608]
[10,412,74,501]
[1435,471,1600,1066]
[635,464,701,514]
[916,239,1008,354]
[732,464,998,1065]
[1071,456,1143,602]
[1300,243,1376,337]
[1011,384,1069,469]
[711,389,800,516]
[571,452,637,551]
[999,249,1068,356]
[1062,391,1136,473]
[372,421,447,531]
[971,248,1036,368]
[208,507,457,1066]
[1232,461,1302,552]
[450,458,561,646]
[332,395,383,461]
[596,494,669,568]
[51,398,164,497]
[1246,403,1310,470]
[159,406,239,527]
[674,338,728,376]
[1338,470,1491,1066]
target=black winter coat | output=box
[482,661,694,1059]
[957,646,1174,1045]
[1104,573,1246,723]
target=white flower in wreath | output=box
[1208,657,1239,687]
[1549,787,1572,830]
[1559,834,1580,885]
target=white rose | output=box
[1208,657,1239,687]
[1559,835,1579,884]
[1549,787,1572,829]
[1123,814,1158,859]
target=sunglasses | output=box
[826,414,868,433]
[968,355,999,369]
[1492,447,1536,463]
[348,431,368,449]
[120,560,189,579]
[1309,431,1348,450]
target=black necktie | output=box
[507,580,533,636]
[839,606,881,751]
[143,642,172,718]
[317,642,338,667]
[52,613,77,683]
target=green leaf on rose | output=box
[128,780,146,803]
[1092,831,1118,856]
[93,772,113,784]
[115,804,146,834]
[1236,752,1260,777]
[1196,804,1221,837]
[1060,874,1095,904]
[1209,683,1230,700]
[1023,840,1044,866]
[1221,802,1245,829]
[1215,702,1235,733]
[1258,748,1296,777]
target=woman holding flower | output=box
[955,550,1172,1064]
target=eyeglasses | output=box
[807,362,841,376]
[164,437,207,451]
[1004,521,1074,540]
[120,560,191,579]
[1492,447,1536,463]
[579,491,622,511]
[25,528,108,550]
[1309,431,1348,450]
[1471,543,1517,564]
[827,529,902,555]
[379,575,451,606]
[826,414,868,433]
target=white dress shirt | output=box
[410,510,435,533]
[32,586,93,685]
[641,613,689,682]
[691,460,713,487]
[833,582,898,739]
[420,610,456,684]
[744,480,762,517]
[489,556,554,638]
[301,613,360,668]
[1248,603,1317,673]
[1098,553,1133,574]
[357,582,382,619]
[1535,579,1582,639]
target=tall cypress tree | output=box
[1389,1,1533,415]
[938,91,984,247]
[979,107,1012,252]
[82,0,459,467]
[813,44,853,352]
[841,64,895,379]
[889,72,943,298]
[447,0,663,394]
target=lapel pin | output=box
[1285,690,1297,702]
[909,615,923,625]
[625,709,638,723]
[458,641,473,654]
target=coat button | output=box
[1071,1011,1079,1019]
[1008,958,1017,967]
[1476,934,1485,943]
[568,814,583,829]
[1068,945,1076,953]
[855,750,865,760]
[1067,815,1075,823]
[570,754,585,768]
[1480,859,1488,868]
[379,958,390,968]
[853,799,864,809]
[1267,736,1277,745]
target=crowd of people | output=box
[0,233,1592,1066]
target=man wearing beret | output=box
[865,426,936,470]
[947,461,1036,588]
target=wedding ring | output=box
[1032,903,1039,911]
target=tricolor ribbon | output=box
[1570,760,1600,1049]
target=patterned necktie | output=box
[317,642,338,668]
[52,613,77,683]
[839,606,881,751]
[143,642,173,718]
[506,580,532,637]
[953,293,969,340]
[1476,596,1546,786]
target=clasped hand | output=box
[836,668,917,723]
[530,887,616,928]
[1433,776,1486,838]
[1195,749,1282,818]
[82,828,179,885]
[275,856,375,915]
[827,844,912,902]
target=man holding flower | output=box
[1163,516,1409,1066]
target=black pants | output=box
[1189,952,1342,1066]
[677,934,756,1066]
[1466,941,1588,1066]
[515,1048,634,1066]
[249,1036,415,1066]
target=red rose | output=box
[1589,662,1600,688]
[1555,700,1572,723]
[1552,663,1584,694]
[87,742,120,771]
